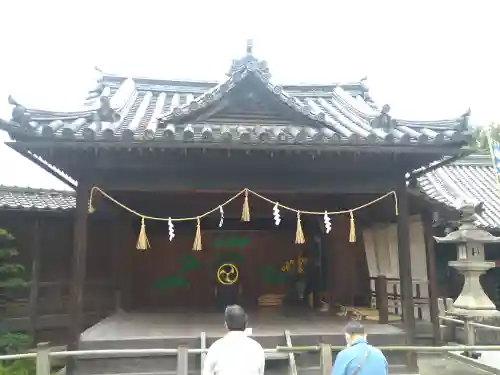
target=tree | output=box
[0,228,31,355]
[471,122,500,152]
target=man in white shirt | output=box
[203,305,265,375]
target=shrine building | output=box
[0,41,477,374]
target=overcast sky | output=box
[0,0,498,190]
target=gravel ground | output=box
[418,353,493,375]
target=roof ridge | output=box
[103,73,367,91]
[5,65,139,121]
[5,78,139,138]
[102,73,220,86]
[102,72,368,91]
[0,185,75,195]
[7,95,99,124]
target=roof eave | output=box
[7,142,78,190]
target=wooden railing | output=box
[439,297,500,347]
[4,341,500,375]
[1,279,114,331]
[369,276,430,321]
[337,275,391,324]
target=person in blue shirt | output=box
[331,321,388,375]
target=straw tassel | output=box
[88,189,95,213]
[393,191,399,216]
[349,211,356,243]
[241,189,250,222]
[192,217,202,251]
[136,217,150,251]
[295,212,305,244]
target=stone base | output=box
[449,306,500,319]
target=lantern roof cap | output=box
[434,201,500,244]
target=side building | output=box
[0,186,115,342]
[418,154,500,306]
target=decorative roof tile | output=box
[0,42,471,148]
[0,185,75,211]
[418,154,500,229]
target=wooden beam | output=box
[10,139,465,156]
[61,147,415,173]
[422,210,441,345]
[67,181,91,373]
[28,218,41,338]
[92,170,401,194]
[396,183,418,371]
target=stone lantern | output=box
[434,201,500,318]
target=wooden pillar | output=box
[68,182,91,351]
[115,216,133,310]
[422,210,441,345]
[28,218,41,338]
[396,184,418,372]
[111,216,124,312]
[396,184,416,339]
[375,275,389,324]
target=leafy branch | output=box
[0,264,25,275]
[471,122,500,151]
[0,248,18,259]
[0,229,14,241]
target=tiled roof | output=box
[418,154,500,229]
[0,185,75,211]
[0,43,471,148]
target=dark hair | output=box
[225,305,247,331]
[344,321,365,335]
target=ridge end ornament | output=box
[246,39,253,55]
